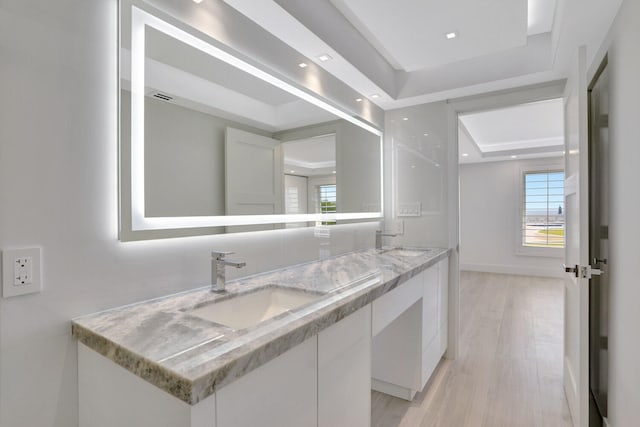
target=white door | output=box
[562,46,589,427]
[225,127,283,230]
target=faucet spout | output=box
[223,259,246,268]
[211,251,246,292]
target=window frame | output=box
[516,164,565,258]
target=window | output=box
[522,171,565,248]
[318,184,336,225]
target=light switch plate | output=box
[2,248,42,298]
[398,202,422,217]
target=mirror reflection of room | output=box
[119,8,381,228]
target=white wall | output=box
[0,2,382,426]
[459,158,564,278]
[591,0,640,424]
[385,101,458,360]
[385,103,451,249]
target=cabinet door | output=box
[216,337,317,427]
[420,264,440,387]
[318,305,371,427]
[422,265,439,350]
[78,343,216,427]
[438,257,449,354]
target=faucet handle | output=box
[211,251,234,259]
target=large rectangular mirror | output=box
[119,2,382,240]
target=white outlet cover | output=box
[2,248,42,298]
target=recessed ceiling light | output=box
[462,153,469,157]
[370,94,381,99]
[510,155,518,159]
[317,53,332,62]
[445,31,458,39]
[402,117,409,121]
[298,62,308,68]
[435,163,440,167]
[355,98,363,102]
[423,133,429,136]
[192,0,203,3]
[290,170,296,173]
[332,170,336,174]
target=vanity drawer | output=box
[372,272,423,336]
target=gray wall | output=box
[121,91,272,217]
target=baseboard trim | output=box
[460,263,563,278]
[371,378,416,401]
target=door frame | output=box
[587,54,610,426]
[446,80,566,360]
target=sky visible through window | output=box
[523,171,565,247]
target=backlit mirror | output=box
[119,2,382,240]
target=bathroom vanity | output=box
[73,247,450,427]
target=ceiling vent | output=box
[151,92,173,102]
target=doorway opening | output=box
[455,96,572,424]
[458,98,566,274]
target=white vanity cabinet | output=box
[419,257,449,389]
[78,343,217,427]
[371,256,450,400]
[76,252,449,426]
[371,273,423,399]
[78,305,372,427]
[217,337,318,427]
[318,305,372,427]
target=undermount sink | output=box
[188,287,323,330]
[380,247,432,257]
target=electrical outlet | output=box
[2,248,42,298]
[14,257,33,285]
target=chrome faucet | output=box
[211,251,246,292]
[376,230,399,250]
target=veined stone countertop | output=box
[72,247,450,405]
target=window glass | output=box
[523,171,565,248]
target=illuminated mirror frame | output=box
[128,6,383,232]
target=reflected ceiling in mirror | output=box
[120,4,382,238]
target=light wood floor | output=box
[371,271,573,427]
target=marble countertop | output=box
[72,247,449,405]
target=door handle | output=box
[563,264,579,277]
